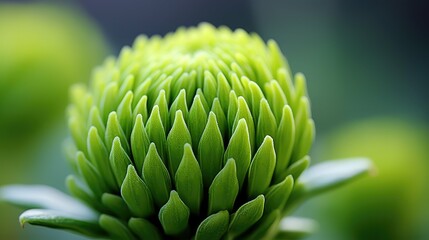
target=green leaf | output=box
[116,91,133,136]
[228,195,265,237]
[130,114,150,174]
[288,158,373,206]
[256,98,277,146]
[88,106,106,141]
[0,185,98,219]
[198,112,225,188]
[66,175,104,212]
[19,209,104,237]
[274,105,295,181]
[233,96,255,151]
[142,143,172,208]
[264,175,294,214]
[195,210,229,240]
[169,89,188,124]
[146,105,167,160]
[188,94,208,150]
[247,136,276,198]
[175,144,203,214]
[100,82,118,121]
[109,137,132,187]
[275,217,318,240]
[265,80,287,123]
[293,119,315,162]
[167,110,192,176]
[101,193,130,220]
[87,126,117,190]
[224,119,251,188]
[128,218,163,240]
[121,165,154,218]
[105,111,130,154]
[99,214,136,240]
[158,190,190,236]
[76,151,108,197]
[208,159,239,215]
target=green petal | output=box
[195,210,229,240]
[247,136,276,198]
[210,98,227,138]
[198,112,225,188]
[20,209,104,237]
[248,81,265,123]
[66,175,103,211]
[188,94,208,150]
[265,80,287,122]
[208,159,239,215]
[228,195,265,237]
[293,119,315,162]
[169,89,188,124]
[88,106,106,141]
[130,114,150,174]
[175,144,203,214]
[242,210,281,240]
[158,190,190,236]
[87,127,117,190]
[128,218,163,240]
[121,165,154,218]
[105,111,130,154]
[76,151,108,196]
[142,143,172,208]
[284,155,310,181]
[264,175,294,214]
[217,72,231,113]
[146,105,167,160]
[100,82,118,121]
[109,137,132,187]
[227,90,238,132]
[224,119,251,188]
[256,98,277,147]
[99,214,136,240]
[116,91,133,136]
[274,105,295,181]
[167,110,192,176]
[203,70,217,105]
[101,193,131,220]
[132,95,148,124]
[153,89,169,130]
[233,97,255,151]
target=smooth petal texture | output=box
[264,175,294,214]
[99,214,136,240]
[210,98,227,137]
[142,143,172,208]
[242,210,281,240]
[169,89,188,124]
[128,218,163,240]
[233,96,255,151]
[208,159,239,215]
[195,210,229,240]
[116,91,133,136]
[198,112,224,188]
[247,136,276,198]
[175,144,203,214]
[158,190,190,236]
[130,114,150,174]
[224,119,251,188]
[188,94,208,150]
[228,195,265,237]
[256,99,277,146]
[76,151,108,197]
[283,155,310,181]
[109,137,132,187]
[146,106,167,160]
[19,209,104,237]
[121,165,154,218]
[167,110,192,176]
[105,111,130,154]
[101,193,130,220]
[274,105,295,181]
[87,126,117,190]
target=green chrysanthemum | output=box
[1,23,373,239]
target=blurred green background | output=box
[0,0,427,239]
